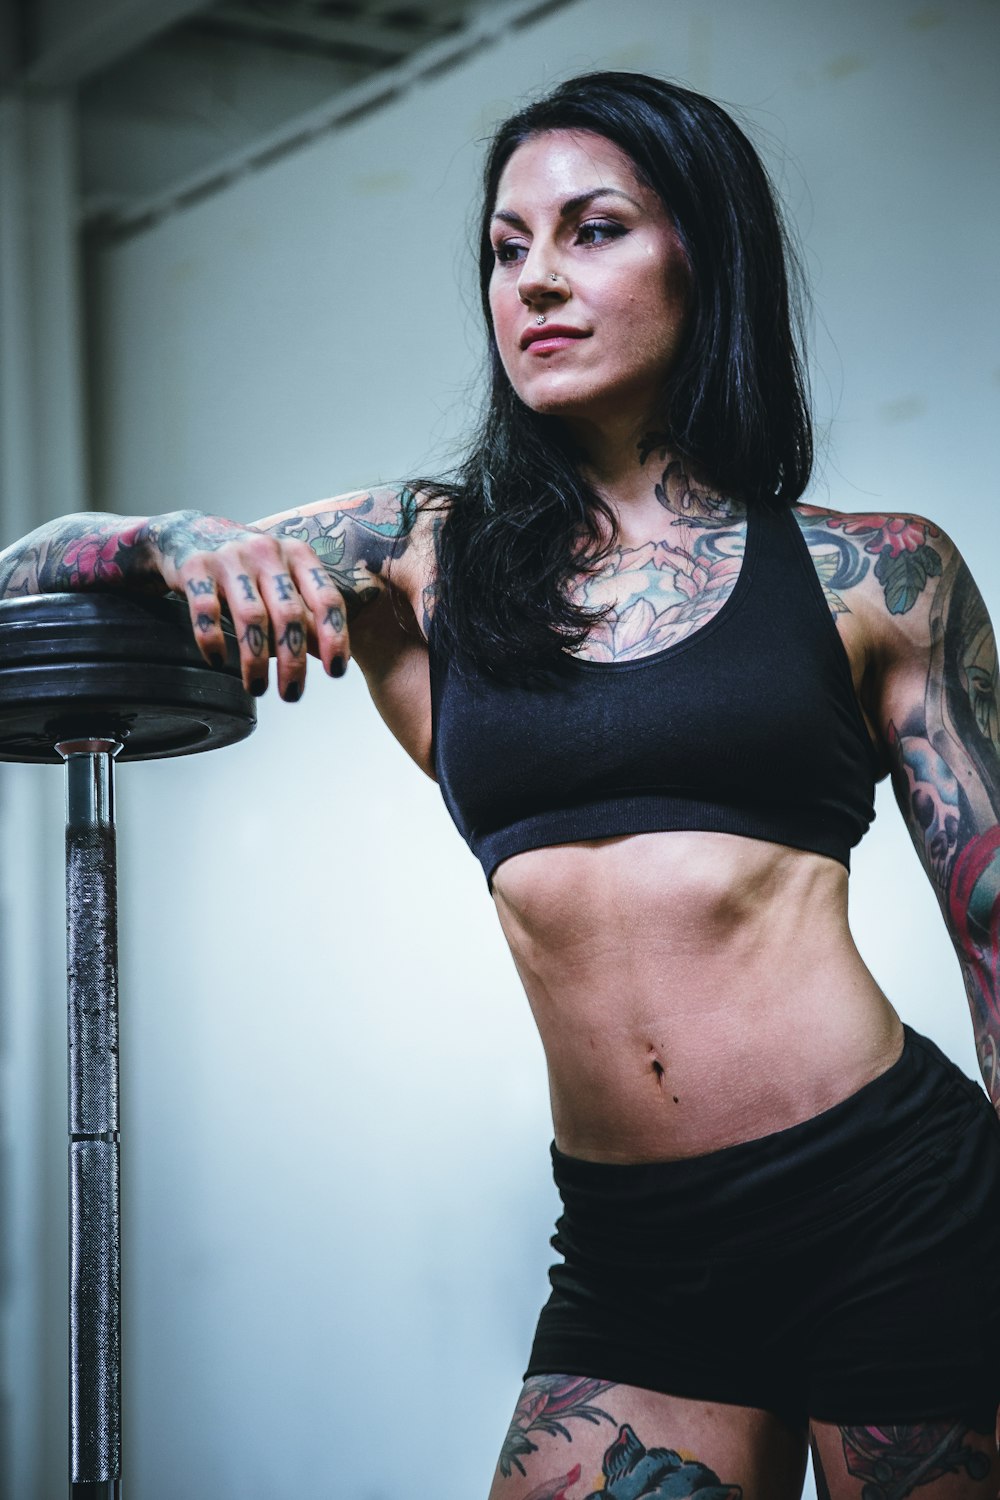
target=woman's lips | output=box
[520,326,591,354]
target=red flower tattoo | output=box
[61,533,128,584]
[827,513,939,560]
[826,512,943,614]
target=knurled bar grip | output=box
[59,740,124,1496]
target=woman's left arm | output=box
[875,528,1000,1112]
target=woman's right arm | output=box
[0,488,418,700]
[0,511,155,598]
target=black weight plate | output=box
[0,593,256,762]
[0,590,240,667]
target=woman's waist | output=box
[530,970,903,1163]
[548,1028,986,1256]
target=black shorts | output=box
[525,1026,1000,1426]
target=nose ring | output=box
[549,273,559,283]
[535,315,546,325]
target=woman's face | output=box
[488,129,689,435]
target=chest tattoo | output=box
[567,521,748,663]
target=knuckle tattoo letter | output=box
[236,573,256,601]
[186,578,216,597]
[273,573,294,602]
[308,566,331,590]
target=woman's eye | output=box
[576,219,625,246]
[493,240,526,264]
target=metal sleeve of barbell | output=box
[61,744,123,1489]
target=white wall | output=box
[7,0,1000,1494]
[0,90,94,1500]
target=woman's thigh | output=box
[810,1416,1000,1500]
[486,1374,808,1500]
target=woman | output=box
[2,72,998,1499]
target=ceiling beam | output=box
[362,0,473,20]
[203,4,422,60]
[22,0,216,88]
[84,0,578,237]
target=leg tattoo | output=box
[523,1467,582,1500]
[582,1423,742,1498]
[499,1377,615,1478]
[840,1423,993,1498]
[498,1381,745,1497]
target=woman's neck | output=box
[572,425,743,544]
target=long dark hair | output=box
[418,71,813,676]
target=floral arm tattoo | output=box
[885,546,1000,1111]
[795,508,942,616]
[0,512,163,598]
[261,484,420,620]
[824,511,943,614]
[0,486,420,622]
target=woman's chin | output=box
[513,371,651,432]
[516,382,604,421]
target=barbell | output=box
[0,590,255,1497]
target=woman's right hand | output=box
[139,509,350,701]
[1,487,416,700]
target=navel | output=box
[647,1044,680,1103]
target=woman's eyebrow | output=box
[491,187,643,228]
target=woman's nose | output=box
[517,253,570,309]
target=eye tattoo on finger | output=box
[195,613,214,634]
[236,573,256,601]
[279,621,306,657]
[272,573,294,602]
[325,605,345,632]
[242,621,267,657]
[186,577,216,597]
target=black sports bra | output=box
[428,502,885,887]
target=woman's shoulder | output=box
[390,487,450,640]
[790,500,958,634]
